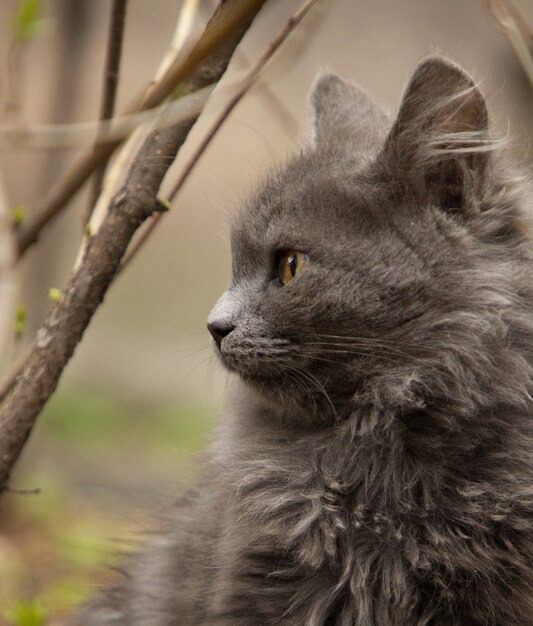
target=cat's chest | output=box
[229,461,420,623]
[230,451,492,591]
[233,454,404,568]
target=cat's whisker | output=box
[275,355,325,414]
[301,346,403,362]
[303,336,408,357]
[302,348,376,359]
[305,332,409,347]
[279,361,319,415]
[288,362,338,420]
[302,341,384,353]
[183,354,218,380]
[301,356,350,366]
[171,343,212,363]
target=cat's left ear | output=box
[310,73,388,151]
[383,57,491,213]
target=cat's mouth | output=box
[215,334,344,416]
[216,335,294,378]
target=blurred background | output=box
[0,0,532,623]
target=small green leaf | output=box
[14,304,26,337]
[171,84,187,100]
[13,0,46,41]
[48,288,61,303]
[83,223,92,237]
[5,600,48,626]
[156,198,170,212]
[12,205,26,227]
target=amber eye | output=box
[277,250,309,285]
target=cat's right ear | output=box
[382,57,492,213]
[310,73,388,150]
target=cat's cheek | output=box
[214,337,240,372]
[214,332,260,376]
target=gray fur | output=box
[76,57,533,625]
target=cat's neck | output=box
[221,379,530,506]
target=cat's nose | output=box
[207,319,235,348]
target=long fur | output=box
[76,57,533,626]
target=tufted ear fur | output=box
[310,73,388,152]
[383,56,491,214]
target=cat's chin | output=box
[215,340,341,422]
[235,371,341,425]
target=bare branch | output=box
[87,0,129,220]
[0,0,268,495]
[4,41,24,120]
[0,86,214,149]
[155,0,204,82]
[15,0,268,259]
[0,359,22,404]
[0,167,16,363]
[234,48,299,136]
[100,0,129,122]
[120,0,322,272]
[4,0,46,119]
[487,0,533,88]
[75,0,209,270]
[5,484,41,495]
[488,0,533,48]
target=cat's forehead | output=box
[232,150,386,253]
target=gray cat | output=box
[78,57,533,625]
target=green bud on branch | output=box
[12,205,26,228]
[14,305,26,337]
[47,288,61,303]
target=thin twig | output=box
[488,0,533,49]
[154,0,203,83]
[4,41,24,120]
[235,48,299,136]
[487,0,533,88]
[0,166,16,363]
[0,0,204,404]
[86,0,129,223]
[15,0,267,259]
[75,0,207,270]
[0,359,22,404]
[0,85,214,149]
[0,0,268,495]
[120,0,322,272]
[5,485,41,495]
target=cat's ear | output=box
[383,57,491,213]
[310,73,387,150]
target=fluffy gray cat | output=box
[78,57,533,625]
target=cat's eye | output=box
[277,250,309,285]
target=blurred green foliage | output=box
[40,386,213,458]
[0,385,214,624]
[14,305,26,338]
[12,0,46,41]
[4,602,47,626]
[11,205,25,228]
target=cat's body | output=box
[78,58,533,625]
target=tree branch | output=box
[15,0,267,258]
[0,0,268,495]
[0,166,16,364]
[120,0,322,272]
[487,0,533,87]
[0,87,214,149]
[86,0,129,221]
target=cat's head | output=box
[208,57,532,428]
